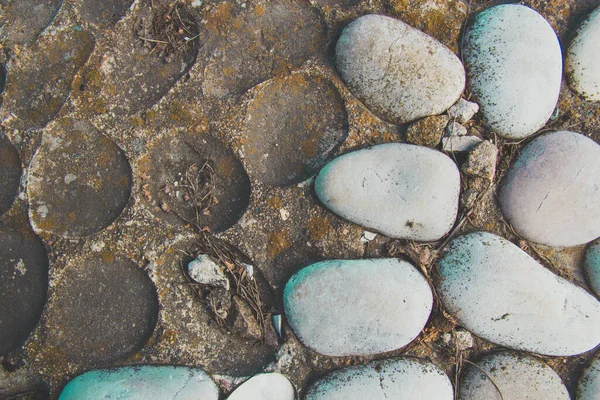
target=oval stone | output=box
[584,239,600,297]
[566,6,600,101]
[315,143,460,241]
[335,14,465,124]
[437,231,600,356]
[305,358,453,400]
[228,373,294,400]
[59,366,219,400]
[463,5,562,139]
[578,355,600,400]
[459,352,569,400]
[284,258,433,356]
[499,131,600,247]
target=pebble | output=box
[441,135,482,153]
[445,121,468,137]
[0,133,21,216]
[305,357,453,399]
[406,115,449,148]
[227,373,294,400]
[188,255,230,290]
[463,4,562,139]
[461,140,498,180]
[315,143,460,241]
[437,231,600,356]
[499,130,600,247]
[459,352,569,400]
[59,366,219,400]
[335,14,465,124]
[566,6,600,101]
[284,258,432,356]
[584,239,600,297]
[578,355,600,400]
[447,98,479,123]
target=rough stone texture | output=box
[463,4,562,139]
[28,118,132,238]
[36,254,158,367]
[584,239,600,297]
[446,121,467,136]
[447,98,479,124]
[2,27,94,129]
[315,143,460,241]
[499,131,600,247]
[0,226,48,355]
[284,258,433,356]
[240,73,348,186]
[141,132,250,232]
[305,357,453,399]
[59,366,219,400]
[335,14,465,124]
[0,0,61,44]
[578,354,600,400]
[188,255,229,289]
[0,365,48,399]
[406,115,449,147]
[442,135,482,153]
[461,140,498,180]
[0,133,21,216]
[437,231,600,356]
[228,373,295,400]
[566,6,600,101]
[459,352,569,400]
[74,0,133,26]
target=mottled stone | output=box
[228,373,294,400]
[566,6,600,101]
[3,27,94,129]
[241,73,347,186]
[461,140,498,180]
[59,366,218,400]
[406,115,449,147]
[315,143,460,241]
[0,133,21,216]
[459,352,569,400]
[28,118,132,238]
[284,259,432,356]
[448,98,479,123]
[584,239,600,297]
[578,355,600,400]
[41,254,158,366]
[463,5,562,138]
[437,231,600,356]
[188,255,229,289]
[442,135,482,153]
[499,131,600,247]
[305,357,453,399]
[0,0,61,44]
[446,121,467,136]
[74,0,133,26]
[335,14,465,124]
[0,226,48,355]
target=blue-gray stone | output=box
[584,239,600,297]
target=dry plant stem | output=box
[461,359,505,400]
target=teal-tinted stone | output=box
[59,366,219,400]
[584,239,600,297]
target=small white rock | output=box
[566,6,600,101]
[442,135,482,153]
[188,254,230,290]
[448,98,479,123]
[445,121,468,136]
[227,373,294,400]
[577,355,600,400]
[454,329,474,350]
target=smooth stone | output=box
[335,14,465,124]
[437,231,600,356]
[59,366,219,400]
[448,98,479,123]
[315,143,460,241]
[578,355,600,400]
[284,258,432,356]
[566,6,600,101]
[463,4,562,139]
[0,0,61,44]
[0,226,48,355]
[584,239,600,297]
[406,115,449,148]
[305,357,453,400]
[459,352,569,400]
[74,0,134,26]
[499,130,600,247]
[0,133,21,216]
[228,373,294,400]
[188,254,230,290]
[442,135,482,152]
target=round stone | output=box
[28,118,132,238]
[0,226,48,355]
[463,4,562,139]
[41,254,158,366]
[566,6,600,101]
[437,231,600,356]
[241,73,347,186]
[578,355,600,400]
[284,258,433,356]
[584,239,600,297]
[499,130,600,247]
[59,366,218,400]
[305,357,453,400]
[228,373,294,400]
[459,352,569,400]
[335,14,465,124]
[74,0,134,26]
[0,133,21,216]
[315,143,460,241]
